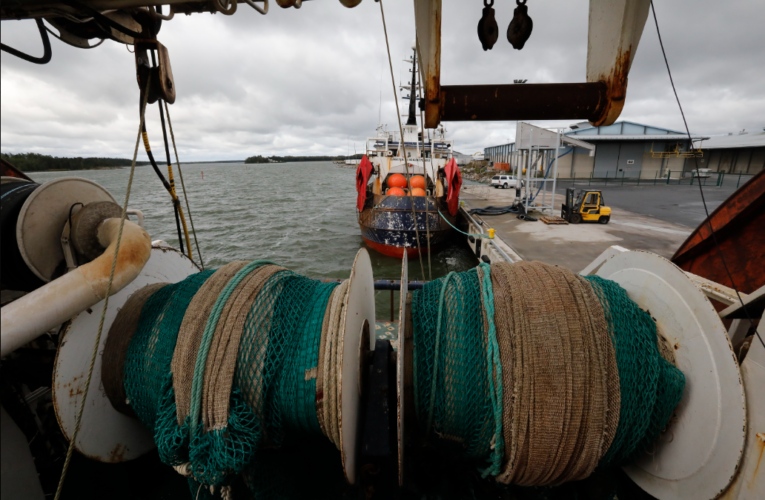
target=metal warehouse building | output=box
[485,122,765,179]
[696,130,765,174]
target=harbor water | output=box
[29,161,478,316]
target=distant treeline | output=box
[245,154,364,164]
[2,152,149,172]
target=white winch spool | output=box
[16,177,117,282]
[397,252,408,486]
[338,247,376,484]
[52,244,198,462]
[588,249,747,500]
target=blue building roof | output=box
[566,121,707,141]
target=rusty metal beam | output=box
[586,0,651,126]
[414,0,441,129]
[438,82,607,122]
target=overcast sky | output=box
[1,0,763,161]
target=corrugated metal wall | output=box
[593,143,619,177]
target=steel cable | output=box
[379,0,427,281]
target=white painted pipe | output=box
[1,219,151,358]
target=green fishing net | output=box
[585,276,685,467]
[124,265,342,498]
[410,267,686,486]
[124,270,215,431]
[411,268,495,461]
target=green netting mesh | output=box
[124,270,215,430]
[411,266,685,487]
[585,276,685,467]
[412,268,495,462]
[124,264,342,497]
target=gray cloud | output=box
[2,0,763,161]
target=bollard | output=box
[488,228,496,239]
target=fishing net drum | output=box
[96,249,375,498]
[411,260,687,490]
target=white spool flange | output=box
[16,177,117,282]
[52,245,199,462]
[594,250,746,500]
[397,252,408,486]
[338,248,376,484]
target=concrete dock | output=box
[460,184,698,273]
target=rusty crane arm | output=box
[414,0,651,128]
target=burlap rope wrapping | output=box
[316,282,342,437]
[318,279,349,449]
[102,282,169,416]
[202,264,284,431]
[172,261,249,425]
[490,262,619,486]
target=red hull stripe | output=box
[362,237,439,258]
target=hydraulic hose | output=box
[141,121,186,255]
[157,99,193,260]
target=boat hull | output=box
[358,194,456,258]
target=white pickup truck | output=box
[490,174,524,189]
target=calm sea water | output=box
[30,162,477,317]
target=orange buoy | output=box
[388,173,407,189]
[411,175,426,190]
[387,187,406,196]
[411,188,426,196]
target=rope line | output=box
[157,96,194,261]
[142,120,186,255]
[650,0,762,349]
[164,100,205,270]
[379,0,427,281]
[478,263,503,478]
[437,204,492,239]
[189,261,276,435]
[54,74,153,500]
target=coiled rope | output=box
[112,261,351,498]
[412,261,685,487]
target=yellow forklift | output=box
[561,188,611,224]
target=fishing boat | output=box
[356,47,461,258]
[1,2,763,500]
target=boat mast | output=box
[406,47,418,127]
